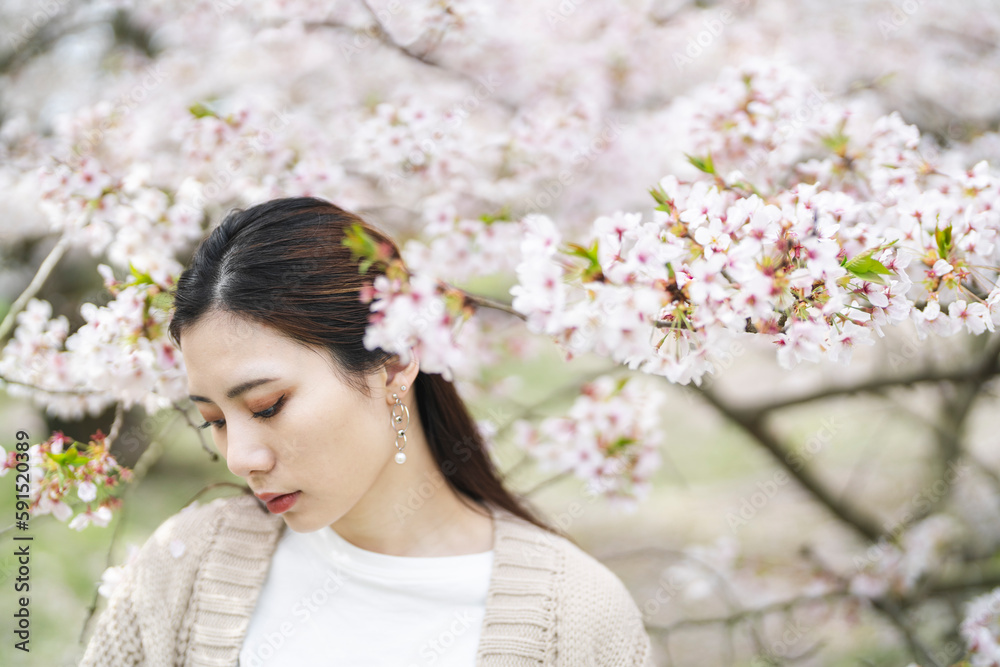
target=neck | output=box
[328,412,494,557]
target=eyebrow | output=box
[188,377,278,403]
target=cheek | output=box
[279,387,391,477]
[310,415,389,483]
[211,432,228,458]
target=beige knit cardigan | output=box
[79,493,655,666]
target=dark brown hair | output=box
[167,196,570,541]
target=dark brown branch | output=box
[78,498,129,644]
[171,401,219,461]
[693,384,883,542]
[922,558,1000,597]
[871,597,945,667]
[918,334,1000,522]
[458,289,523,318]
[599,545,771,655]
[739,335,1000,416]
[646,592,842,634]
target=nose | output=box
[222,426,276,479]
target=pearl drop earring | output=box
[391,385,409,464]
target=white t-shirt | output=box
[238,524,495,667]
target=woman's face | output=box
[180,309,398,533]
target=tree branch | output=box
[871,597,945,667]
[0,232,73,343]
[171,401,219,461]
[738,338,1000,416]
[458,289,523,318]
[646,592,842,634]
[0,376,100,395]
[692,384,884,542]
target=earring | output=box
[391,385,409,464]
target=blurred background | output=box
[1,0,999,665]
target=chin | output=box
[282,508,342,534]
[281,513,322,533]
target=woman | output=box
[80,197,655,666]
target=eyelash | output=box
[197,394,287,430]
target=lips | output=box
[255,491,301,514]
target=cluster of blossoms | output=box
[847,514,962,600]
[904,586,1000,666]
[37,155,204,284]
[0,430,132,530]
[347,224,470,382]
[353,63,998,390]
[960,588,1000,666]
[0,267,186,420]
[498,71,998,388]
[510,374,664,511]
[348,98,486,202]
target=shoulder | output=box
[494,511,654,666]
[127,493,281,594]
[143,493,272,554]
[81,494,282,665]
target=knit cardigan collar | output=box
[187,496,561,666]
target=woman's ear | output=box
[384,349,419,398]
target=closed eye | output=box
[196,394,286,430]
[251,394,286,421]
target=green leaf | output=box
[188,102,217,119]
[606,435,635,457]
[479,206,511,224]
[342,223,381,273]
[127,262,154,286]
[48,444,83,466]
[935,224,952,259]
[843,249,893,285]
[150,290,173,312]
[562,240,603,281]
[821,132,849,155]
[684,153,716,175]
[821,117,850,156]
[649,185,678,214]
[649,186,668,207]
